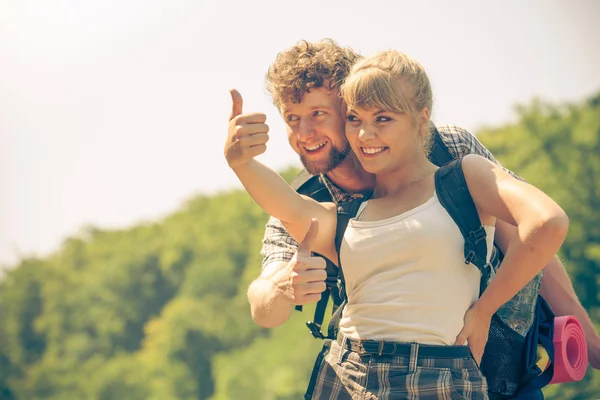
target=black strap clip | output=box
[468,227,487,244]
[306,321,325,339]
[465,250,476,265]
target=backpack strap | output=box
[429,124,455,167]
[290,170,344,339]
[322,195,371,340]
[303,289,330,339]
[434,158,495,291]
[334,197,370,294]
[291,170,333,202]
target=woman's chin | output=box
[359,162,384,175]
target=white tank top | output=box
[338,192,495,345]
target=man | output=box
[225,39,600,395]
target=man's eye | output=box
[313,110,325,117]
[287,115,299,122]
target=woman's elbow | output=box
[542,209,570,243]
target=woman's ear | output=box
[418,107,430,136]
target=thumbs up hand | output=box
[225,89,270,169]
[270,219,328,305]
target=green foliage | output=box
[1,93,599,399]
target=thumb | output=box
[298,219,319,256]
[229,88,243,121]
[454,328,468,346]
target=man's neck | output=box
[324,159,375,194]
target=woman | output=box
[225,50,568,399]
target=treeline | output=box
[1,94,599,399]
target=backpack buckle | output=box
[485,262,496,278]
[465,250,476,264]
[468,227,487,244]
[306,321,325,339]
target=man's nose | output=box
[298,119,317,142]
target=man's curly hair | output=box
[265,39,361,109]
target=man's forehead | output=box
[280,88,342,113]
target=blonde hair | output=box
[340,50,434,150]
[265,39,361,109]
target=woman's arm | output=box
[455,154,568,362]
[224,90,336,260]
[462,154,569,317]
[230,160,337,260]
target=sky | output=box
[1,0,599,267]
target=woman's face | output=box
[345,106,426,175]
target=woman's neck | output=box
[373,152,437,198]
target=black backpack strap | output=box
[322,195,371,340]
[303,257,341,339]
[429,124,455,167]
[290,170,346,339]
[304,289,330,339]
[290,168,315,190]
[334,198,368,296]
[291,169,332,202]
[434,158,494,291]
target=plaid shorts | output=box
[306,337,488,400]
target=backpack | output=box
[315,158,555,398]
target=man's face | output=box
[280,87,351,175]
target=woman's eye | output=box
[376,116,391,123]
[347,115,358,122]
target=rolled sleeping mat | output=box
[550,315,588,384]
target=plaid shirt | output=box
[260,124,519,268]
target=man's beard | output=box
[300,142,355,175]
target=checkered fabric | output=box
[308,339,488,400]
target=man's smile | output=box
[303,141,328,152]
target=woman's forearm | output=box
[475,214,569,318]
[232,159,307,224]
